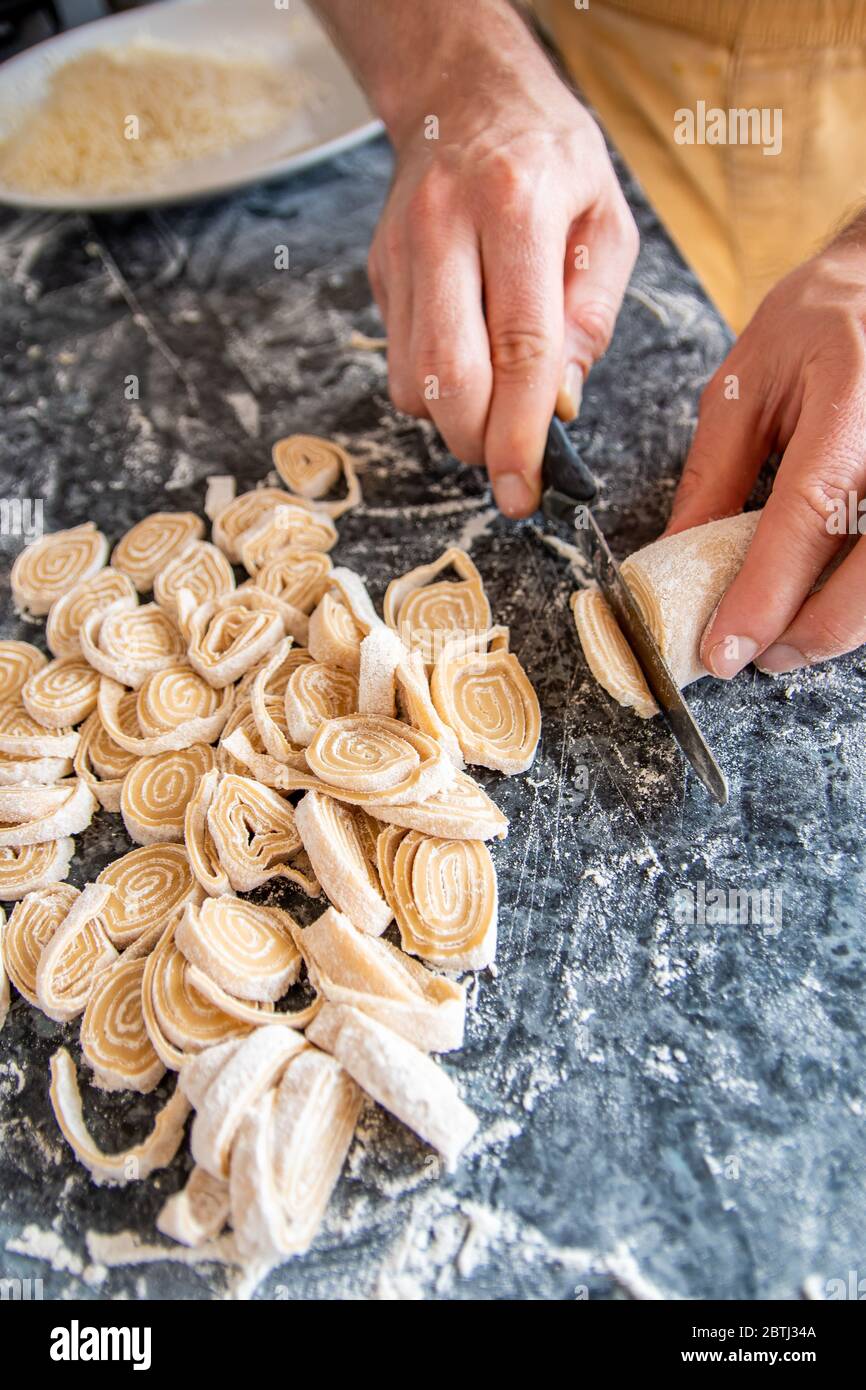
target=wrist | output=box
[365,4,557,153]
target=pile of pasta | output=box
[0,434,541,1266]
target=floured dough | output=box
[307,1002,478,1169]
[570,511,761,717]
[294,906,465,1052]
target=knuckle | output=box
[412,347,482,402]
[783,471,860,532]
[477,149,535,211]
[572,299,617,357]
[803,609,863,660]
[490,324,554,376]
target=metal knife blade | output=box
[542,420,729,806]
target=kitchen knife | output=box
[541,417,729,806]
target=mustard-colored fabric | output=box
[532,0,866,330]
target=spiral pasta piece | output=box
[378,826,497,971]
[96,669,231,759]
[238,503,338,575]
[97,843,203,947]
[230,1048,362,1262]
[2,882,79,1003]
[81,602,187,688]
[271,433,361,518]
[211,487,291,563]
[80,956,165,1093]
[49,1047,190,1185]
[307,1002,478,1170]
[206,773,312,893]
[185,1024,307,1179]
[0,697,79,759]
[35,882,117,1021]
[112,512,204,592]
[22,657,99,729]
[0,839,75,901]
[0,778,96,847]
[153,540,236,618]
[121,744,215,846]
[431,631,540,774]
[176,896,301,1003]
[73,707,138,812]
[285,661,358,746]
[384,547,492,668]
[46,568,137,659]
[255,550,332,615]
[306,715,452,806]
[12,523,108,617]
[185,590,286,689]
[293,906,465,1052]
[0,640,47,699]
[295,792,391,936]
[137,663,226,735]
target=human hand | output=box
[367,35,637,518]
[665,236,866,676]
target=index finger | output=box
[700,406,861,677]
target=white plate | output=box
[0,0,384,211]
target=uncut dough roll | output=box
[570,511,760,718]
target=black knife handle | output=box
[542,417,597,503]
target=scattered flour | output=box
[226,390,260,438]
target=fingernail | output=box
[555,364,584,422]
[705,635,760,679]
[493,472,535,518]
[754,643,806,674]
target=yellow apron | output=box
[532,0,866,330]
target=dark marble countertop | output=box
[0,133,863,1302]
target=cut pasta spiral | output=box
[271,433,361,519]
[377,826,497,971]
[12,523,108,617]
[112,512,204,592]
[96,843,204,947]
[120,744,216,846]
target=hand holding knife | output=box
[541,418,729,806]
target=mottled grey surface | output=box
[0,134,864,1302]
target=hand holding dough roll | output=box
[571,511,760,717]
